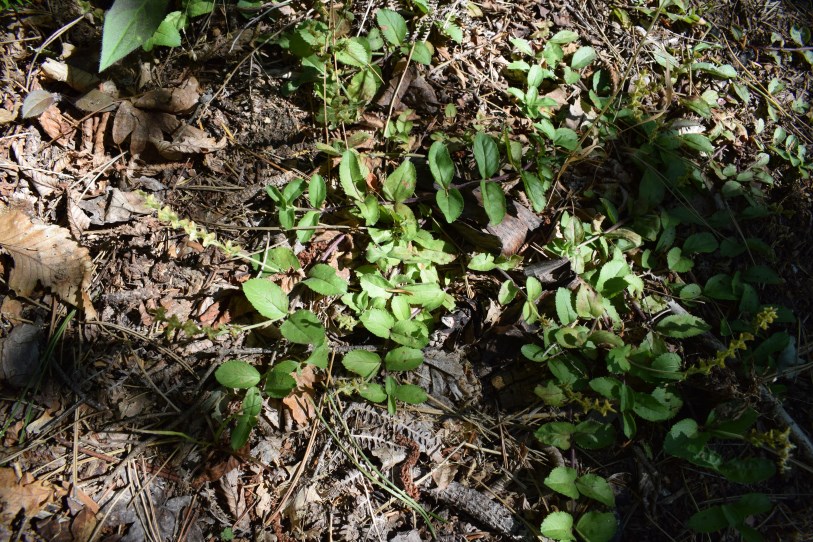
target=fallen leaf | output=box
[40,58,100,92]
[38,104,75,142]
[74,89,118,113]
[0,468,55,522]
[0,205,96,319]
[0,108,16,124]
[133,77,200,113]
[153,124,226,159]
[281,365,321,426]
[0,323,42,388]
[112,100,179,155]
[22,89,59,119]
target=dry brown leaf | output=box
[112,100,179,155]
[153,124,226,160]
[0,205,96,319]
[39,103,75,143]
[132,77,200,113]
[40,58,100,92]
[281,365,320,426]
[0,468,55,522]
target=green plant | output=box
[539,466,618,542]
[99,0,215,71]
[687,493,772,542]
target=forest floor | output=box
[1,0,813,541]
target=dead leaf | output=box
[0,108,17,124]
[22,89,59,119]
[153,124,226,159]
[281,365,320,426]
[40,58,100,92]
[0,323,42,388]
[219,469,250,531]
[0,468,55,522]
[0,205,96,319]
[133,77,200,113]
[39,104,75,142]
[112,100,179,155]
[105,189,152,223]
[67,191,92,237]
[74,89,118,113]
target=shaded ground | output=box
[1,0,813,541]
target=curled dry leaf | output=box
[40,58,100,93]
[0,205,96,319]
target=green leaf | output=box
[481,181,506,225]
[336,37,371,67]
[216,360,261,389]
[411,41,432,65]
[521,171,549,213]
[265,371,297,398]
[359,272,394,299]
[242,279,289,321]
[401,282,446,310]
[498,280,519,305]
[305,342,328,369]
[339,150,365,201]
[385,346,424,371]
[143,11,182,50]
[687,506,729,533]
[473,132,500,179]
[342,349,381,379]
[390,319,429,348]
[656,314,711,338]
[360,308,394,338]
[540,511,575,541]
[309,174,326,207]
[359,383,387,402]
[376,8,407,46]
[573,419,616,449]
[428,141,455,188]
[742,265,782,285]
[680,133,715,154]
[549,30,579,44]
[667,247,694,272]
[510,37,534,55]
[436,188,464,223]
[691,62,737,79]
[347,66,381,103]
[296,211,321,244]
[683,232,718,254]
[100,0,169,71]
[571,46,596,69]
[575,474,615,507]
[575,511,617,542]
[231,414,253,449]
[280,309,325,345]
[535,421,576,450]
[718,457,775,484]
[394,384,428,404]
[383,159,417,203]
[303,264,348,296]
[186,0,214,17]
[544,466,579,499]
[555,287,578,325]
